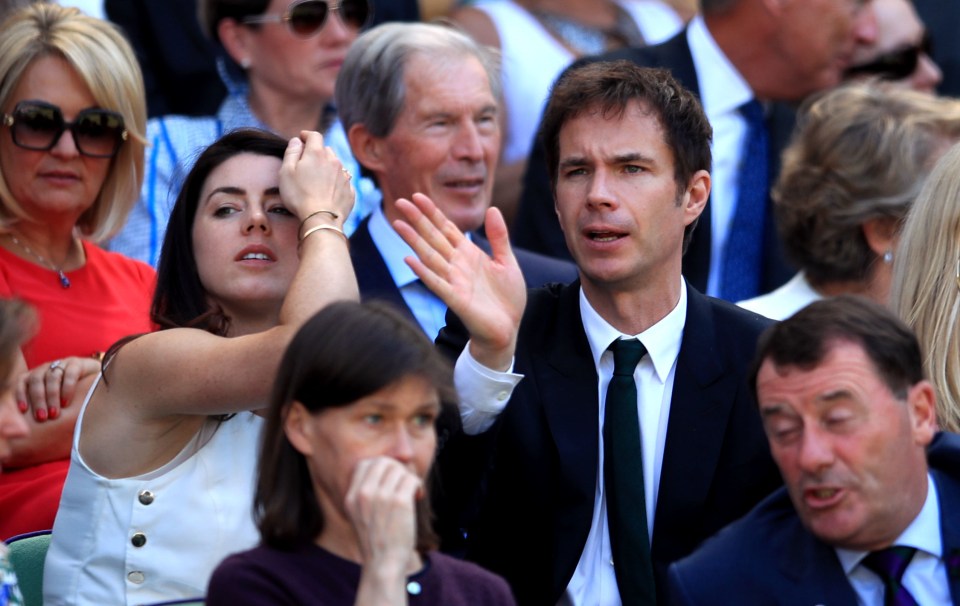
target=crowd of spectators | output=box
[0,0,958,605]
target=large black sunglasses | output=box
[844,33,933,81]
[2,100,127,158]
[242,0,372,37]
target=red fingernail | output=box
[35,408,47,421]
[17,401,27,413]
[48,408,60,420]
[61,398,67,408]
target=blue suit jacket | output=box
[667,432,960,605]
[434,281,782,605]
[513,29,797,295]
[349,216,577,327]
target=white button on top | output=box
[127,571,145,584]
[496,391,509,401]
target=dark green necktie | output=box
[604,338,656,605]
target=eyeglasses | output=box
[241,0,371,38]
[2,100,127,158]
[844,33,933,82]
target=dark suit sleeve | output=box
[432,309,505,557]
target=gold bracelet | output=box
[299,224,348,250]
[298,210,340,238]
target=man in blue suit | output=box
[394,61,781,605]
[334,23,575,339]
[669,296,959,605]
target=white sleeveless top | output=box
[43,376,264,605]
[474,0,683,165]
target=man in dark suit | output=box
[669,296,957,605]
[394,61,781,605]
[333,22,575,339]
[514,0,879,301]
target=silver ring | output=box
[49,359,63,372]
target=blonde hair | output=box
[890,142,960,432]
[0,3,147,242]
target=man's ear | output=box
[907,380,939,446]
[681,169,710,227]
[283,401,315,457]
[348,123,387,175]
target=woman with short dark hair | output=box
[208,301,515,605]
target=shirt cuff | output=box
[454,341,524,435]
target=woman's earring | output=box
[883,250,893,264]
[240,57,251,69]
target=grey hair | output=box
[335,21,501,138]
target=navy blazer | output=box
[434,281,782,605]
[668,432,960,605]
[349,216,577,326]
[513,29,797,295]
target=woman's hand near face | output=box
[280,131,356,230]
[347,456,422,606]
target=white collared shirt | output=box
[835,474,951,605]
[454,280,688,606]
[686,16,756,298]
[368,205,449,340]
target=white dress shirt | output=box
[736,272,823,320]
[454,281,688,606]
[367,205,450,340]
[686,16,756,298]
[835,474,951,605]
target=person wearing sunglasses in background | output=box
[0,4,156,541]
[844,0,941,93]
[106,0,380,268]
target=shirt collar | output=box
[687,15,754,119]
[835,473,942,574]
[579,279,687,383]
[368,204,420,288]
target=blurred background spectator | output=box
[845,0,941,93]
[739,84,960,320]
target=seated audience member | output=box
[738,84,960,320]
[891,142,960,434]
[668,295,956,605]
[207,301,516,605]
[844,0,941,93]
[42,129,357,605]
[108,0,379,267]
[335,22,575,341]
[512,0,878,301]
[449,0,683,225]
[0,3,155,540]
[394,61,781,605]
[0,300,34,602]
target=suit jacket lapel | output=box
[932,466,960,602]
[349,217,418,323]
[656,287,731,528]
[776,511,860,604]
[530,283,601,575]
